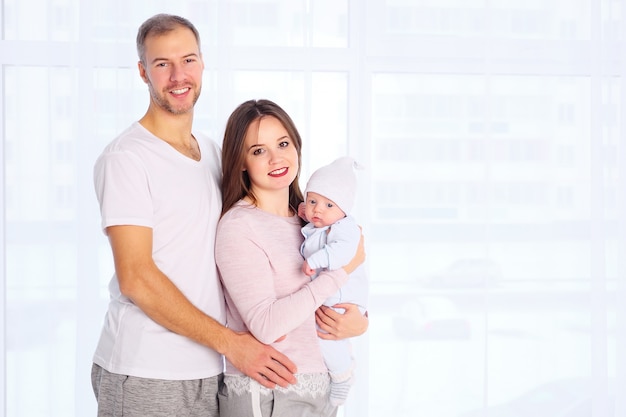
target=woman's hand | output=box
[341,231,365,275]
[316,303,368,340]
[298,202,307,221]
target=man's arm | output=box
[107,225,297,388]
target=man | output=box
[90,14,297,416]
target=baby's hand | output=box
[302,260,315,276]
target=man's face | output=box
[138,26,204,115]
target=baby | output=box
[300,156,369,406]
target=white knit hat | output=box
[304,157,361,214]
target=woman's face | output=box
[242,115,299,195]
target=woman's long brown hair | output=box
[220,99,304,219]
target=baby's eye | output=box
[309,199,317,205]
[326,203,334,208]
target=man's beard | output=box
[148,82,201,115]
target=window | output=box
[1,1,623,416]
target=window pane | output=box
[228,0,347,47]
[380,0,593,39]
[4,0,79,41]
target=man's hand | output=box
[316,304,368,340]
[225,332,297,389]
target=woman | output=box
[215,99,367,416]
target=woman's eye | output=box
[279,141,289,148]
[253,148,264,155]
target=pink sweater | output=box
[215,201,349,374]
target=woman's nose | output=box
[268,150,283,163]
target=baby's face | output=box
[304,192,346,228]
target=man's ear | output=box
[138,61,149,84]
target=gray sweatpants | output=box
[91,363,221,417]
[217,374,338,417]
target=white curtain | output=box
[1,0,623,416]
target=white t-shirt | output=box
[92,121,225,380]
